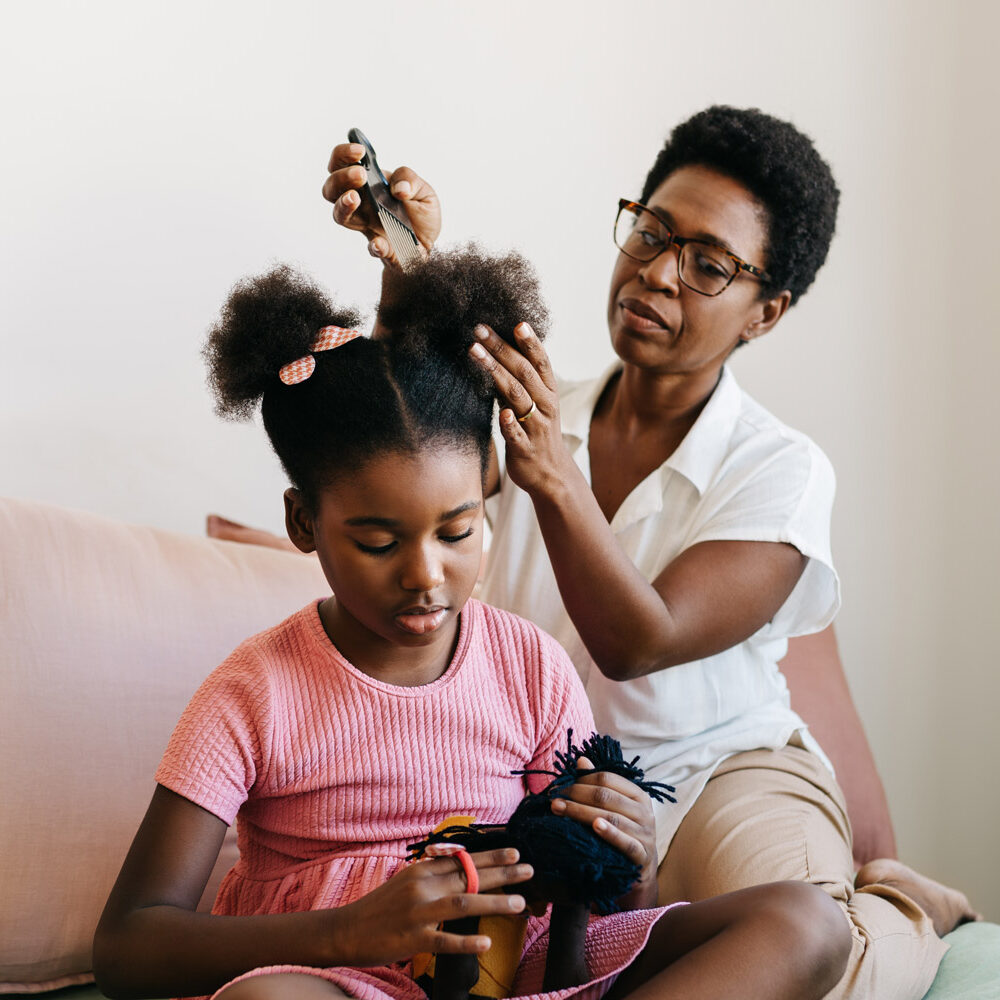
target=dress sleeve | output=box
[154,648,273,825]
[523,628,596,794]
[686,436,840,637]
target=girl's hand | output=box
[469,323,572,500]
[322,142,441,264]
[336,848,533,967]
[549,759,660,911]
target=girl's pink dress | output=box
[156,599,677,1000]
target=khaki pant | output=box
[656,744,948,999]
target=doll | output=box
[409,732,675,1000]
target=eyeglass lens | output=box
[614,204,738,295]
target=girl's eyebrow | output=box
[345,501,481,529]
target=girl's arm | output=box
[470,324,807,683]
[94,785,533,1000]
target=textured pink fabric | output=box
[158,599,674,1000]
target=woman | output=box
[317,105,974,999]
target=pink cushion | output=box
[781,626,898,868]
[0,497,328,993]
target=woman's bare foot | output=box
[855,859,982,935]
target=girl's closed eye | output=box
[355,539,397,555]
[440,524,475,544]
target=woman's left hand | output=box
[468,323,571,500]
[550,759,660,911]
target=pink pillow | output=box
[781,626,898,869]
[0,497,329,993]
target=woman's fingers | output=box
[323,144,441,255]
[327,141,366,174]
[385,166,441,249]
[511,322,558,393]
[470,325,548,416]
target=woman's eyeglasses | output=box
[613,199,770,297]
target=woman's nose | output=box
[399,544,445,592]
[639,244,681,294]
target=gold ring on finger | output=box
[517,400,537,423]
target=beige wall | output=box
[2,1,997,916]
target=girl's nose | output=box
[639,244,681,295]
[399,544,445,592]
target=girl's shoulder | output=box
[466,599,578,681]
[203,600,327,688]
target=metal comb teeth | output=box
[347,127,422,269]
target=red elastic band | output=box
[425,842,479,894]
[454,848,479,895]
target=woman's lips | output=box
[619,297,670,332]
[395,607,448,635]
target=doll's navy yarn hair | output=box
[204,245,549,509]
[409,732,675,914]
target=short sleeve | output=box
[687,436,840,637]
[523,629,596,794]
[154,651,273,825]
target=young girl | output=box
[93,247,850,1000]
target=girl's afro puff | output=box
[205,264,362,420]
[380,244,548,353]
[203,245,548,505]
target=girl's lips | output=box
[394,607,448,635]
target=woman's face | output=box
[606,165,785,379]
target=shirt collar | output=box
[559,362,743,496]
[664,365,742,494]
[559,361,622,448]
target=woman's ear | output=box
[284,488,317,553]
[741,289,792,343]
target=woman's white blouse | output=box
[480,363,841,860]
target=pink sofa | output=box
[1,496,995,998]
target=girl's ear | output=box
[284,488,317,553]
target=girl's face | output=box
[284,444,485,686]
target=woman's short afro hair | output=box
[640,106,839,305]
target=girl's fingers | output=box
[563,772,647,816]
[427,891,528,927]
[420,849,533,894]
[551,798,647,867]
[551,795,642,840]
[592,818,647,867]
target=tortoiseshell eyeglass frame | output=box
[615,199,771,297]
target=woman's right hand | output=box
[322,142,441,264]
[334,848,533,967]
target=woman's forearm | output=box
[527,464,688,681]
[527,459,805,681]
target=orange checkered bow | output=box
[278,326,362,385]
